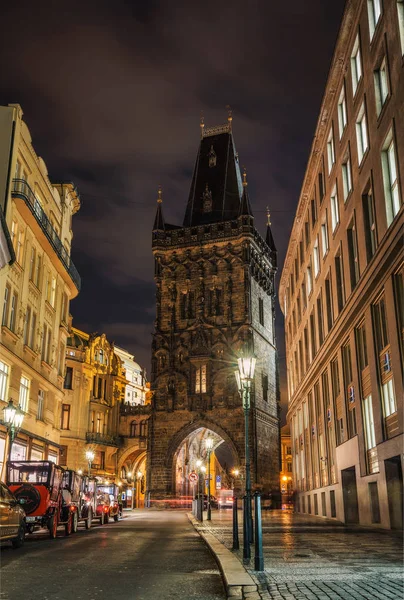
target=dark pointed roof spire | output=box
[265,206,277,264]
[239,167,253,217]
[153,186,165,231]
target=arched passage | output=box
[167,421,240,508]
[118,448,147,508]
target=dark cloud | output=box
[0,0,345,422]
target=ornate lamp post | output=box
[235,354,256,555]
[3,399,25,464]
[205,434,214,520]
[86,449,95,477]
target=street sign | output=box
[216,474,221,489]
[189,472,198,483]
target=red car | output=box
[96,484,120,524]
[7,461,72,538]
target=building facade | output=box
[0,104,80,477]
[280,424,293,506]
[148,116,280,502]
[60,327,127,478]
[279,0,403,529]
[115,346,147,405]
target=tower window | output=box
[195,364,207,394]
[259,298,264,326]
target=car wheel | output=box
[104,512,109,524]
[85,508,92,529]
[65,512,72,536]
[100,511,105,525]
[11,523,26,548]
[49,512,58,539]
[114,513,119,522]
[26,524,35,534]
[72,511,78,533]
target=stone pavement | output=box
[194,509,404,600]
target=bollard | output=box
[248,493,254,544]
[242,496,251,563]
[254,492,264,571]
[196,496,203,522]
[232,497,239,550]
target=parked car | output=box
[61,469,84,533]
[0,481,26,548]
[79,476,97,529]
[216,489,234,509]
[96,484,120,523]
[7,460,68,538]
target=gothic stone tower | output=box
[148,117,280,501]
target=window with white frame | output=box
[368,0,382,40]
[327,128,335,174]
[356,103,368,164]
[2,285,10,327]
[9,291,17,332]
[363,395,376,450]
[313,238,320,278]
[338,87,347,138]
[37,389,45,421]
[342,157,353,201]
[331,186,340,232]
[29,312,36,350]
[29,246,36,281]
[0,361,10,402]
[381,130,401,226]
[19,376,30,413]
[11,220,18,253]
[23,306,31,346]
[321,219,329,258]
[398,1,404,55]
[50,276,56,308]
[382,379,397,417]
[374,58,389,116]
[16,229,24,265]
[351,35,362,95]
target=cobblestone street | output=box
[196,510,404,600]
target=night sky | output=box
[0,0,345,422]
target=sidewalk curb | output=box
[187,513,258,600]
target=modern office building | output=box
[0,104,81,477]
[279,0,403,528]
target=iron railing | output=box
[11,179,81,291]
[86,432,121,447]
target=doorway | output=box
[385,456,403,529]
[342,466,359,523]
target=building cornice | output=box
[279,0,360,306]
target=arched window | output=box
[98,348,104,363]
[140,420,148,437]
[130,421,137,437]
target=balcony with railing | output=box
[11,179,81,292]
[120,403,151,416]
[86,432,122,447]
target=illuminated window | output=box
[374,58,389,116]
[37,389,45,421]
[347,217,360,290]
[381,131,401,227]
[356,103,368,164]
[368,0,381,39]
[195,364,207,394]
[398,1,404,54]
[61,404,71,430]
[331,186,340,232]
[382,379,397,417]
[321,218,329,258]
[0,361,10,402]
[327,128,335,174]
[362,190,377,262]
[338,87,347,138]
[363,395,376,450]
[351,34,362,95]
[313,237,320,278]
[342,157,352,201]
[19,376,30,413]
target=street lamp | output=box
[235,354,256,556]
[205,435,214,520]
[2,399,24,464]
[86,449,95,477]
